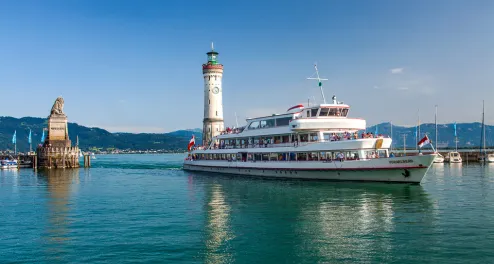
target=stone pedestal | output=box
[37,145,80,169]
[37,97,80,169]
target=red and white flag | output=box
[187,135,195,151]
[417,135,430,148]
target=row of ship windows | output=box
[248,117,292,129]
[190,150,387,161]
[306,108,349,117]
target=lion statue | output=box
[50,97,65,115]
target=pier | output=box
[394,149,489,162]
[0,153,90,169]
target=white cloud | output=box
[390,68,404,74]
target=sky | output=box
[0,0,493,133]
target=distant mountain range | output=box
[368,122,492,149]
[0,117,202,152]
[0,116,492,152]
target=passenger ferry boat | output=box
[184,67,436,183]
[185,111,436,183]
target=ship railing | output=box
[206,137,383,151]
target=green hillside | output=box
[1,116,492,153]
[0,117,201,152]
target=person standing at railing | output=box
[337,152,344,162]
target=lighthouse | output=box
[202,43,224,146]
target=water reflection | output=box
[38,169,79,258]
[203,184,234,264]
[190,173,434,263]
[430,163,446,184]
[448,163,463,178]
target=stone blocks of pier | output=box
[37,146,80,169]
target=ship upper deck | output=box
[216,102,365,140]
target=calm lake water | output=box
[1,154,494,263]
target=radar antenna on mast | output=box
[307,64,328,104]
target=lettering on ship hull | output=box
[389,159,413,164]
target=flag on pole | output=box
[415,125,418,138]
[453,122,457,137]
[418,135,431,148]
[28,129,32,144]
[12,130,16,144]
[41,129,46,143]
[187,135,195,151]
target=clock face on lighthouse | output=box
[212,87,219,94]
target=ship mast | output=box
[307,64,328,104]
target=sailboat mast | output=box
[435,105,438,152]
[482,100,486,155]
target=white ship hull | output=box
[1,160,18,169]
[184,155,435,184]
[1,164,18,169]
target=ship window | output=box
[311,108,319,117]
[249,121,260,129]
[297,152,307,161]
[306,110,310,117]
[329,108,338,116]
[309,133,318,142]
[308,152,318,161]
[266,119,274,127]
[269,153,278,161]
[260,120,267,128]
[319,108,330,116]
[341,108,349,117]
[209,100,210,105]
[216,111,218,116]
[262,153,269,161]
[275,117,291,126]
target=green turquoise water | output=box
[1,154,493,263]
